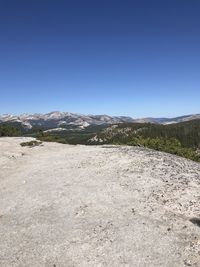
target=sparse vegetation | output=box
[20,140,42,147]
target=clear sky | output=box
[0,0,199,118]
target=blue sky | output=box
[0,0,200,118]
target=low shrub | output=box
[20,140,42,147]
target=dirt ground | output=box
[0,137,200,267]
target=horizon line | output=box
[0,110,200,120]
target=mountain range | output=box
[0,111,200,131]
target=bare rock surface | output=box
[0,137,200,267]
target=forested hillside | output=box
[0,119,200,162]
[87,119,200,161]
[0,124,21,137]
[90,119,200,148]
[37,119,200,161]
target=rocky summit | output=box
[0,137,200,266]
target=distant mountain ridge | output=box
[0,112,134,130]
[134,114,200,124]
[0,111,200,130]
